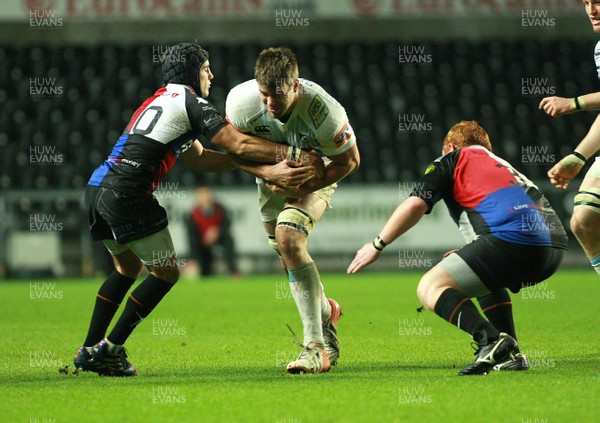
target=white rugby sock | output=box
[288,262,324,346]
[320,283,332,322]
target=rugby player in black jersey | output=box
[348,121,567,375]
[74,43,323,376]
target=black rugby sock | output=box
[107,275,173,345]
[83,270,136,347]
[477,289,517,340]
[434,288,500,343]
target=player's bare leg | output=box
[571,175,600,274]
[264,213,334,331]
[273,194,339,373]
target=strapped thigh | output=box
[276,206,316,236]
[574,187,600,215]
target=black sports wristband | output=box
[572,151,587,163]
[574,96,582,111]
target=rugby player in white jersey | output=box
[539,0,600,276]
[226,47,360,374]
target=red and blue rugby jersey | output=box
[410,145,567,249]
[88,83,228,194]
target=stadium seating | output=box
[2,40,597,189]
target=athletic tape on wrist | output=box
[561,152,586,168]
[372,236,387,252]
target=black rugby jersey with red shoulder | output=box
[410,145,568,249]
[88,84,227,194]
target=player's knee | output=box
[417,266,454,311]
[570,207,594,239]
[151,266,180,284]
[416,275,436,311]
[275,206,314,258]
[570,213,584,238]
[275,226,304,259]
[573,188,600,233]
[113,259,143,280]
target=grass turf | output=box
[0,269,598,422]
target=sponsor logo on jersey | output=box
[334,125,351,148]
[115,158,142,168]
[254,125,271,134]
[308,95,329,129]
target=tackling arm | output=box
[179,140,237,173]
[235,158,319,189]
[347,196,429,274]
[210,124,324,176]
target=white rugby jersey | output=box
[225,79,356,158]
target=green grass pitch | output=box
[0,269,598,422]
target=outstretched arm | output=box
[347,196,429,274]
[547,114,600,189]
[540,93,600,117]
